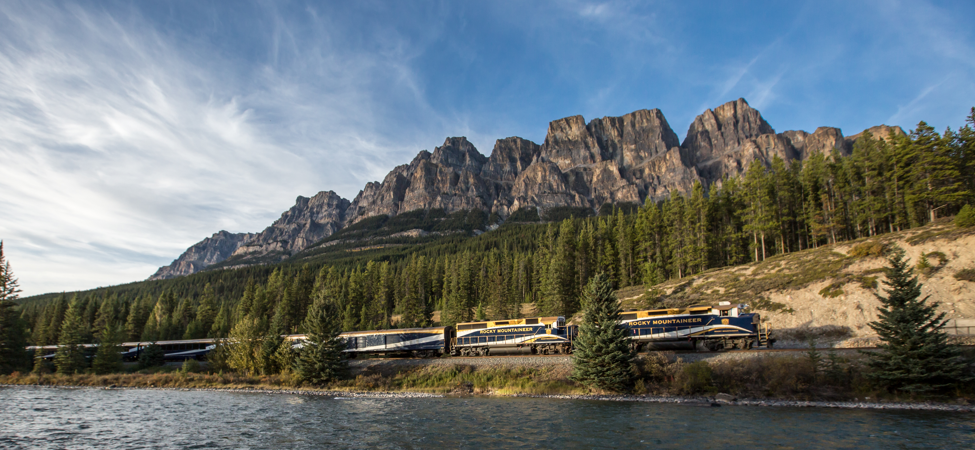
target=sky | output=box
[2,0,974,297]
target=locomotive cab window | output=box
[720,310,729,317]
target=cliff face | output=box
[151,98,903,279]
[227,190,350,264]
[149,231,255,280]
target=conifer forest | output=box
[16,111,975,355]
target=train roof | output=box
[338,326,450,337]
[456,316,563,330]
[620,304,736,319]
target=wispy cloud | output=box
[886,76,951,128]
[0,1,462,295]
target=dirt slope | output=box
[615,220,975,346]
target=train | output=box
[321,301,771,359]
[27,303,772,361]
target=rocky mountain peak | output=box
[228,190,351,264]
[845,124,907,146]
[430,137,487,173]
[149,230,255,280]
[780,127,850,160]
[481,137,542,182]
[682,98,775,165]
[588,108,680,168]
[540,115,602,170]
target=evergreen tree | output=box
[0,299,29,374]
[194,283,220,333]
[296,294,347,384]
[54,296,88,374]
[864,249,971,393]
[137,344,166,369]
[570,273,634,392]
[226,316,264,375]
[0,241,22,302]
[0,241,30,373]
[91,323,124,374]
[209,302,232,338]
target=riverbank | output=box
[4,349,974,410]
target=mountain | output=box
[151,98,906,279]
[149,231,255,280]
[219,191,350,266]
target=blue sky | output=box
[2,0,973,296]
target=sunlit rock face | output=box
[149,230,255,280]
[227,190,350,264]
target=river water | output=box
[1,386,973,449]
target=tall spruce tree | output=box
[570,273,634,392]
[0,241,30,373]
[54,296,88,374]
[295,294,347,384]
[864,249,970,393]
[91,323,124,374]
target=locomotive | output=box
[620,302,772,351]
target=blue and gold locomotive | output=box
[620,303,771,351]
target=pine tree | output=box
[570,273,634,392]
[0,241,22,302]
[296,294,347,385]
[864,249,971,393]
[54,296,88,374]
[226,316,264,376]
[0,241,30,373]
[91,323,124,374]
[137,344,166,369]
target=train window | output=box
[720,310,729,317]
[525,318,539,325]
[620,313,637,320]
[488,336,495,343]
[494,321,508,326]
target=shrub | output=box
[819,282,844,298]
[924,251,948,266]
[181,359,202,373]
[858,276,878,290]
[955,204,975,228]
[849,242,889,258]
[678,361,715,395]
[954,268,975,282]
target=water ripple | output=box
[1,386,973,449]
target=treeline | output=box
[17,111,975,350]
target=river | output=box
[1,386,973,449]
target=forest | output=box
[16,111,975,354]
